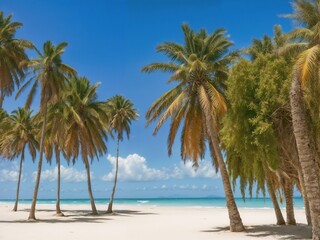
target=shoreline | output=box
[0,197,305,209]
[0,203,312,240]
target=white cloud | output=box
[101,153,220,182]
[0,169,19,182]
[201,184,208,190]
[0,162,25,182]
[33,165,89,183]
[173,160,220,179]
[102,154,169,181]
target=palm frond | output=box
[296,44,320,86]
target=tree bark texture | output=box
[290,69,320,239]
[13,151,24,212]
[284,180,296,225]
[55,146,63,215]
[266,176,285,225]
[85,161,98,215]
[210,130,245,232]
[28,104,47,220]
[107,137,120,213]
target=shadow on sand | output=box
[0,208,156,224]
[102,209,157,216]
[202,224,312,239]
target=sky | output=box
[0,0,296,200]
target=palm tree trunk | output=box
[107,137,120,214]
[284,180,296,225]
[0,90,4,110]
[266,176,285,225]
[55,146,63,216]
[210,130,244,232]
[28,104,47,221]
[13,150,24,212]
[290,69,320,238]
[296,159,312,225]
[292,140,312,225]
[85,160,98,215]
[300,174,312,226]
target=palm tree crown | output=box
[17,40,76,110]
[63,77,109,162]
[0,12,33,108]
[1,108,38,160]
[142,23,232,163]
[283,0,320,85]
[106,95,139,140]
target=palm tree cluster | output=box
[0,12,138,219]
[142,0,320,238]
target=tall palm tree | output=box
[0,108,38,211]
[142,24,244,232]
[283,0,320,236]
[62,77,109,215]
[17,41,76,220]
[0,12,33,108]
[106,95,138,213]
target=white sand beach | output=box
[0,203,312,240]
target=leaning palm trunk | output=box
[85,160,98,215]
[13,150,24,211]
[292,143,312,225]
[28,104,48,220]
[55,146,63,216]
[266,176,285,225]
[209,127,244,232]
[284,180,296,225]
[107,138,120,213]
[297,163,312,225]
[290,69,320,238]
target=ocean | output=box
[0,197,305,209]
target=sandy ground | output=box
[0,203,312,240]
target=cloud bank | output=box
[101,153,219,182]
[0,162,24,182]
[0,169,19,182]
[33,165,89,183]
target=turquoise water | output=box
[0,198,304,209]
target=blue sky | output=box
[0,0,295,200]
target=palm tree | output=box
[142,24,244,232]
[62,77,109,215]
[283,0,320,236]
[106,95,138,213]
[0,108,38,211]
[17,41,76,220]
[0,12,33,108]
